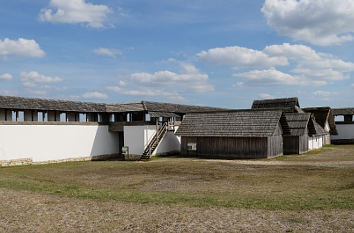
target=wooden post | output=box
[32,110,38,121]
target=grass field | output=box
[0,144,353,232]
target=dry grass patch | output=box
[0,145,353,210]
[0,188,353,233]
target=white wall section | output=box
[0,125,119,162]
[124,125,181,156]
[331,124,354,140]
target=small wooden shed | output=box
[283,113,311,154]
[283,113,328,154]
[175,110,289,159]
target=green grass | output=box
[0,144,353,210]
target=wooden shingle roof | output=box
[310,118,328,136]
[142,101,226,113]
[0,95,106,112]
[105,102,145,112]
[0,95,225,115]
[285,113,311,136]
[302,107,337,135]
[175,110,285,137]
[105,101,227,114]
[252,97,302,113]
[332,108,354,116]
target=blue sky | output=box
[1,0,354,108]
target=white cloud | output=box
[198,43,354,87]
[106,86,185,101]
[313,90,337,101]
[258,93,274,99]
[0,89,16,96]
[0,73,13,80]
[197,46,288,69]
[233,68,325,86]
[93,48,121,58]
[263,43,354,81]
[39,0,112,28]
[119,80,126,86]
[262,0,354,45]
[82,91,108,99]
[20,71,63,96]
[0,38,45,58]
[313,90,335,97]
[352,84,354,87]
[20,71,62,86]
[130,62,214,93]
[106,62,213,101]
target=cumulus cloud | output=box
[39,0,112,28]
[313,90,337,101]
[0,73,13,80]
[93,48,121,58]
[130,62,214,93]
[198,43,354,87]
[0,38,45,58]
[197,46,288,68]
[313,90,336,97]
[82,91,108,99]
[234,68,303,86]
[258,93,274,99]
[20,71,63,96]
[106,62,213,101]
[0,89,17,96]
[119,80,126,86]
[264,43,354,81]
[106,86,185,101]
[20,71,62,87]
[262,0,354,45]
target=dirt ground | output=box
[0,188,353,233]
[0,145,353,232]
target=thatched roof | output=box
[175,110,286,137]
[252,97,302,113]
[302,107,337,135]
[0,95,106,113]
[332,108,354,116]
[285,113,311,136]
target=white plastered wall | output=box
[308,136,323,150]
[331,124,354,140]
[0,125,119,162]
[123,125,181,155]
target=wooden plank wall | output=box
[181,136,272,159]
[323,134,331,145]
[283,136,299,155]
[268,135,283,157]
[299,134,309,154]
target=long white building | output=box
[0,96,224,166]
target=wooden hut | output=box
[302,107,337,144]
[283,113,329,154]
[175,110,289,159]
[283,113,311,154]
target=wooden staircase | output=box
[141,122,168,160]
